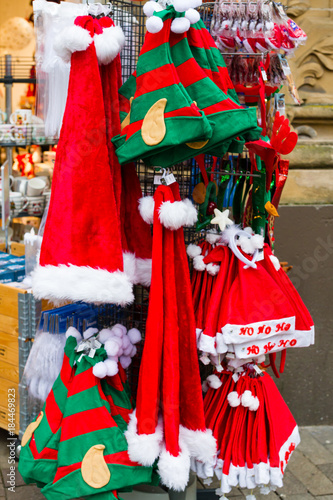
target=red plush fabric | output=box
[39,16,124,274]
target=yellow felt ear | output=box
[81,444,111,489]
[192,182,207,204]
[21,411,44,447]
[186,139,209,150]
[142,98,167,146]
[121,97,133,131]
[265,201,279,217]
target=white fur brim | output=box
[198,332,216,355]
[32,264,134,306]
[123,252,152,287]
[54,24,92,63]
[179,426,217,464]
[138,196,155,224]
[94,25,125,65]
[124,410,163,466]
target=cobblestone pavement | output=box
[1,427,333,499]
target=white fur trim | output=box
[159,201,187,230]
[138,196,155,224]
[206,374,222,389]
[157,443,191,491]
[171,17,191,34]
[193,255,206,272]
[198,332,216,355]
[186,243,202,259]
[125,410,164,466]
[135,257,152,286]
[54,24,92,63]
[179,426,217,463]
[252,234,264,249]
[32,264,134,306]
[206,262,220,276]
[123,252,137,281]
[146,16,164,33]
[65,327,81,342]
[184,8,200,24]
[270,254,281,271]
[216,331,228,354]
[222,316,296,345]
[94,26,125,65]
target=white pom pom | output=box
[83,327,98,340]
[123,343,134,356]
[183,198,198,226]
[104,359,119,377]
[249,396,260,411]
[206,374,222,389]
[173,0,191,12]
[227,391,240,407]
[238,236,255,254]
[105,338,122,357]
[259,486,271,495]
[127,328,142,344]
[186,244,202,259]
[138,196,155,224]
[98,329,113,344]
[188,0,202,7]
[202,380,209,392]
[66,327,81,342]
[120,355,132,369]
[251,234,264,249]
[143,1,163,17]
[146,16,164,33]
[111,324,125,337]
[171,17,191,33]
[107,355,118,362]
[240,390,253,407]
[122,335,131,349]
[206,263,220,276]
[246,495,257,500]
[184,8,200,24]
[193,255,206,271]
[130,345,137,358]
[244,227,254,235]
[93,361,107,379]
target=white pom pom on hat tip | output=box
[146,15,164,33]
[171,16,191,33]
[184,8,200,24]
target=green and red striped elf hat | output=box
[18,331,79,488]
[112,16,213,166]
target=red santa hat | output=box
[32,16,134,306]
[125,184,216,491]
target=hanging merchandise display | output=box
[125,183,217,491]
[19,328,153,499]
[15,0,314,499]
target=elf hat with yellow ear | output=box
[112,16,213,167]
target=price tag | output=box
[88,348,96,358]
[164,173,176,185]
[260,67,268,83]
[154,174,162,185]
[94,340,102,349]
[254,364,264,376]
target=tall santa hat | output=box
[125,184,216,491]
[32,16,134,306]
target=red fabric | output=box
[60,406,117,441]
[39,15,124,274]
[45,390,63,434]
[136,184,207,457]
[121,163,152,261]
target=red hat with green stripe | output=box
[112,17,213,166]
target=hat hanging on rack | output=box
[32,15,134,306]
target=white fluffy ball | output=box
[105,338,122,357]
[143,1,163,17]
[146,16,164,33]
[252,234,264,249]
[111,324,126,338]
[240,390,253,407]
[227,391,240,407]
[104,359,119,377]
[127,328,142,345]
[186,244,202,259]
[173,0,191,12]
[193,255,206,271]
[184,8,200,24]
[130,345,137,358]
[206,374,222,389]
[93,361,107,379]
[122,335,131,349]
[171,17,191,33]
[120,355,132,369]
[66,327,81,342]
[98,328,113,344]
[83,327,98,340]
